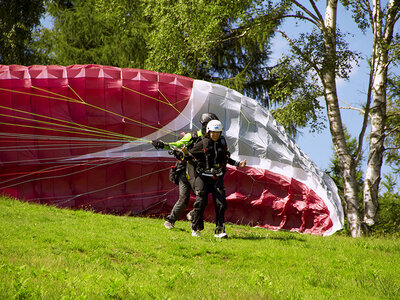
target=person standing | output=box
[185,120,246,238]
[151,113,219,229]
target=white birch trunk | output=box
[324,0,362,237]
[363,0,398,226]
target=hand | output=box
[152,140,165,150]
[238,160,246,168]
[181,146,188,155]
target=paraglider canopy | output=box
[0,64,344,236]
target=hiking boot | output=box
[164,220,174,229]
[214,227,228,238]
[191,230,201,237]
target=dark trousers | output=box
[191,175,226,231]
[165,172,191,223]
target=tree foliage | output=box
[267,57,325,136]
[144,0,283,104]
[267,23,359,136]
[144,0,326,135]
[36,0,326,135]
[385,72,400,173]
[384,32,400,174]
[373,173,400,236]
[0,0,45,65]
[39,0,149,67]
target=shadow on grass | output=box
[229,234,307,242]
[269,235,307,242]
[172,227,188,233]
[229,235,270,240]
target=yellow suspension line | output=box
[157,89,200,131]
[122,85,169,105]
[0,112,129,142]
[68,85,180,137]
[0,105,134,142]
[0,121,151,143]
[0,87,74,103]
[30,85,77,101]
[122,85,198,134]
[1,86,179,139]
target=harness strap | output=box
[203,138,211,171]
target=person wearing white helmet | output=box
[185,119,246,238]
[151,113,219,229]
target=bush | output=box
[371,192,400,236]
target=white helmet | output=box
[206,120,223,133]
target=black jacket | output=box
[188,136,238,173]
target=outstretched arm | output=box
[152,132,193,150]
[227,157,246,168]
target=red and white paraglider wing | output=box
[0,64,344,236]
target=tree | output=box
[143,0,325,136]
[276,0,400,236]
[38,0,149,67]
[37,0,324,136]
[143,0,281,103]
[342,0,400,228]
[272,0,363,236]
[0,0,45,65]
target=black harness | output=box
[169,130,202,185]
[196,136,228,178]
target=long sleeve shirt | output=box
[164,130,203,150]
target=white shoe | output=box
[214,232,228,238]
[214,228,228,238]
[191,230,201,237]
[164,220,174,229]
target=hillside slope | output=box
[1,197,399,299]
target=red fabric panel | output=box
[218,166,333,235]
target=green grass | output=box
[1,196,400,299]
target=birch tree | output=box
[277,0,362,236]
[280,0,400,236]
[347,0,400,227]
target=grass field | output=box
[1,196,400,299]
